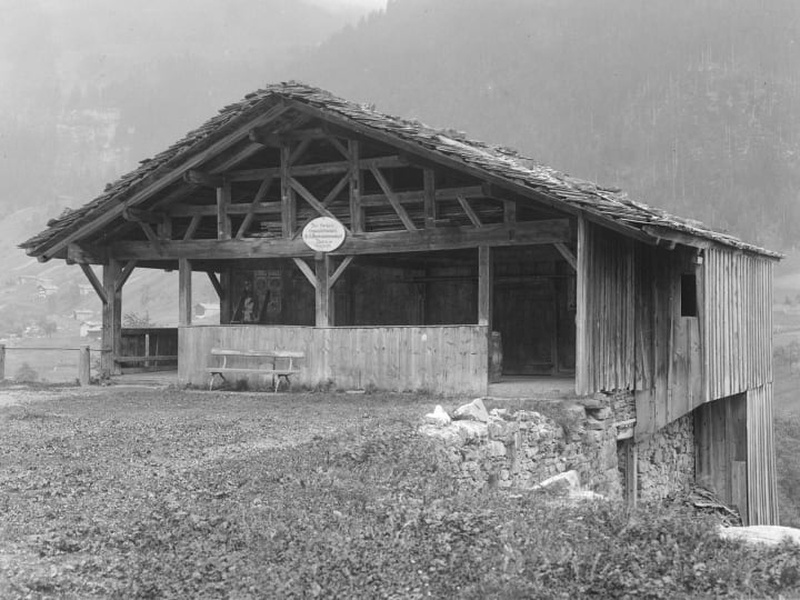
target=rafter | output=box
[37,102,291,260]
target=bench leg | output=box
[209,372,225,391]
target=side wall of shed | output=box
[703,248,773,400]
[576,220,635,395]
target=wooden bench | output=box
[206,348,304,392]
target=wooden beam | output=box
[285,99,660,246]
[457,194,483,228]
[237,175,274,239]
[294,173,351,239]
[329,256,354,289]
[292,258,318,289]
[37,103,290,260]
[68,243,107,265]
[217,179,232,240]
[226,155,408,182]
[183,214,202,240]
[170,202,282,218]
[206,271,224,299]
[138,222,162,249]
[109,218,571,260]
[115,260,137,293]
[504,199,517,225]
[290,177,342,222]
[478,246,493,328]
[288,138,312,166]
[423,168,436,229]
[122,207,166,225]
[249,126,328,147]
[178,258,192,326]
[554,242,577,270]
[185,169,223,188]
[327,135,350,160]
[369,165,418,231]
[349,140,363,233]
[79,263,107,305]
[360,185,484,207]
[641,225,711,250]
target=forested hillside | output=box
[283,0,800,248]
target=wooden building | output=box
[21,83,780,523]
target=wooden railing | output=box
[117,328,178,372]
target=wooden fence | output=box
[179,324,490,395]
[0,344,93,385]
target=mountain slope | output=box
[280,0,800,248]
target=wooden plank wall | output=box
[634,245,703,435]
[179,324,489,395]
[747,383,780,525]
[704,248,773,401]
[694,393,748,521]
[576,222,635,395]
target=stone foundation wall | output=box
[636,412,695,501]
[422,397,624,498]
[422,392,697,502]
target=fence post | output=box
[78,346,91,386]
[0,344,5,380]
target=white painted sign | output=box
[302,217,346,252]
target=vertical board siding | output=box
[179,324,488,395]
[747,383,780,525]
[576,222,635,395]
[704,248,773,400]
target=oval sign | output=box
[302,217,346,252]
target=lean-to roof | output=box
[21,81,780,259]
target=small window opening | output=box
[681,273,698,317]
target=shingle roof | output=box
[21,81,780,259]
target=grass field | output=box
[2,386,800,599]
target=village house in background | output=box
[21,83,780,524]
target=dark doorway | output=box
[493,278,557,375]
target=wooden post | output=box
[220,269,232,324]
[624,440,638,507]
[478,246,493,328]
[315,255,332,327]
[575,215,588,395]
[0,344,5,380]
[423,168,436,229]
[101,259,122,376]
[78,345,91,386]
[217,178,231,240]
[179,258,193,326]
[349,140,363,233]
[281,145,296,237]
